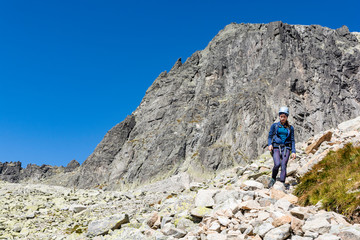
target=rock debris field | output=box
[1,117,360,240]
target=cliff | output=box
[69,21,360,189]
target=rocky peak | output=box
[0,159,80,183]
[67,21,360,190]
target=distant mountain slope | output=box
[66,21,360,189]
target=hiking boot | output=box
[283,182,290,190]
[268,178,276,189]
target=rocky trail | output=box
[1,117,360,239]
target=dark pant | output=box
[271,148,290,182]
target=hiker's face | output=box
[279,114,287,124]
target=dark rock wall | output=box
[0,162,22,182]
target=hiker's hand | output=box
[268,145,273,152]
[291,153,296,160]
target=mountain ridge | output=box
[1,21,360,190]
[74,21,359,190]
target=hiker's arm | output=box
[268,124,275,151]
[290,126,296,159]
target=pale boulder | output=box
[302,217,331,235]
[272,215,292,227]
[241,180,264,190]
[195,190,217,208]
[264,223,291,240]
[291,216,304,235]
[87,214,129,237]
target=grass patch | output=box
[294,143,360,222]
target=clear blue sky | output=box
[1,0,359,167]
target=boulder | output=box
[209,222,221,232]
[338,116,360,132]
[217,216,230,227]
[254,222,275,237]
[272,215,292,227]
[207,232,227,240]
[87,214,129,237]
[239,200,261,210]
[291,216,304,235]
[264,223,291,240]
[315,234,341,240]
[69,204,87,213]
[190,207,212,218]
[290,207,307,220]
[274,199,292,211]
[305,131,333,154]
[241,180,264,190]
[161,223,187,238]
[338,227,360,240]
[146,212,160,229]
[302,217,331,235]
[195,189,218,208]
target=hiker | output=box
[267,106,296,189]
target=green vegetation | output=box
[294,143,360,221]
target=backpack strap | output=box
[271,123,280,145]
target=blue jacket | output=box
[268,122,296,153]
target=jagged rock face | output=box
[73,21,360,189]
[0,160,80,183]
[65,159,81,173]
[0,162,21,182]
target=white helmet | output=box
[279,106,289,116]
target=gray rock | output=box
[302,217,331,234]
[264,223,291,240]
[273,182,286,192]
[213,190,242,204]
[190,207,212,218]
[217,216,230,226]
[214,198,240,215]
[338,227,360,240]
[176,218,196,232]
[239,200,261,210]
[274,198,292,211]
[69,204,87,213]
[338,116,360,132]
[195,189,217,208]
[254,222,275,237]
[189,182,203,191]
[241,180,264,190]
[140,173,191,193]
[13,223,22,232]
[209,222,221,232]
[304,230,319,238]
[243,224,254,235]
[290,207,307,220]
[26,211,36,219]
[207,233,227,240]
[113,228,149,240]
[315,234,341,240]
[161,223,187,238]
[87,214,129,237]
[161,216,173,229]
